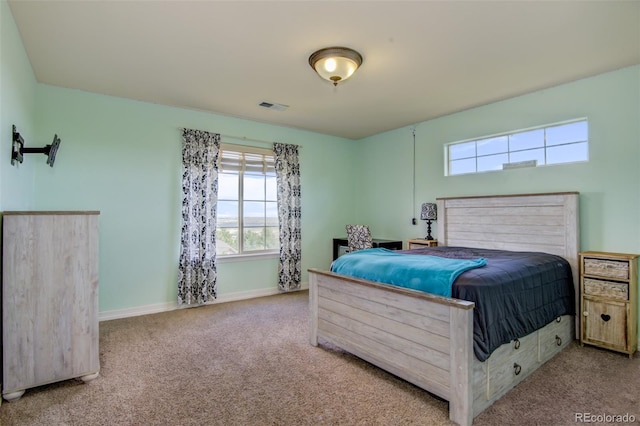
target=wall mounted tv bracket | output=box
[11,125,61,167]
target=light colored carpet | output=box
[0,290,637,425]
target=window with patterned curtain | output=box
[177,128,220,305]
[216,144,279,256]
[273,142,302,292]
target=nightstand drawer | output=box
[583,278,628,301]
[583,258,629,280]
[582,299,627,350]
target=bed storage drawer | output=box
[473,314,574,409]
[539,316,574,363]
[486,332,537,399]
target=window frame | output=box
[445,118,589,176]
[216,143,279,258]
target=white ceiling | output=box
[8,0,640,140]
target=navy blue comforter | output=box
[398,246,574,361]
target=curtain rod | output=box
[220,134,273,145]
[220,133,301,148]
[181,128,300,148]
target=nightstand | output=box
[579,251,638,358]
[407,238,438,249]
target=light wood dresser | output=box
[2,211,100,401]
[579,251,638,358]
[407,238,438,249]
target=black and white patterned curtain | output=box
[178,128,220,305]
[273,143,302,292]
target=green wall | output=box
[0,0,37,211]
[355,65,640,255]
[31,85,356,314]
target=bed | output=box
[308,192,579,426]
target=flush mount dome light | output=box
[308,47,363,86]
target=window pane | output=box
[244,201,266,226]
[477,153,508,172]
[266,226,279,250]
[217,145,279,256]
[449,141,475,160]
[244,227,265,251]
[217,201,238,227]
[510,129,543,151]
[266,201,278,224]
[546,121,588,146]
[244,173,265,200]
[477,136,508,156]
[546,142,588,164]
[446,119,588,177]
[218,173,238,200]
[265,175,277,201]
[509,148,545,165]
[449,157,476,175]
[216,227,238,255]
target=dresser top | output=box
[580,251,639,260]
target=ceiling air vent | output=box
[258,101,288,112]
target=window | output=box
[216,144,279,256]
[446,119,588,176]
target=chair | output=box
[345,224,373,253]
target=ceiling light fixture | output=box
[308,47,363,86]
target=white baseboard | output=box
[99,301,177,322]
[99,282,308,322]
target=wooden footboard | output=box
[309,269,575,426]
[309,268,476,426]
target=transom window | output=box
[446,119,588,176]
[216,144,279,256]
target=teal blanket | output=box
[331,248,487,297]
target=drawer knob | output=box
[513,339,520,350]
[555,335,562,346]
[583,311,589,316]
[513,363,522,376]
[601,314,611,322]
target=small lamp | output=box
[420,203,437,240]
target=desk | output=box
[333,237,403,260]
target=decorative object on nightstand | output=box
[407,238,438,249]
[579,251,638,358]
[420,202,437,240]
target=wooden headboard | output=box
[436,192,580,316]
